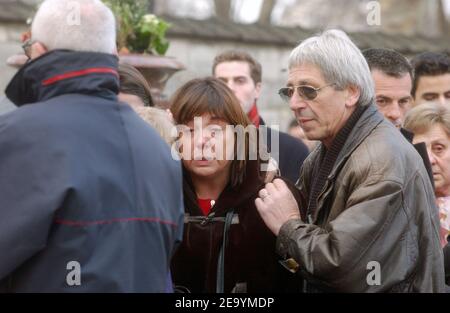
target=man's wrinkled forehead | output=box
[287,63,325,86]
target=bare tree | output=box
[214,0,231,20]
[258,0,276,24]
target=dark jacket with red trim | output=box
[171,160,301,293]
[0,50,184,292]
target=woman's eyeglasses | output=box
[278,83,336,102]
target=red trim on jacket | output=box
[42,67,119,86]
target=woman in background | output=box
[404,102,450,286]
[118,62,154,108]
[118,62,174,145]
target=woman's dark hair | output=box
[170,77,255,187]
[118,62,154,107]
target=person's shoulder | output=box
[349,121,423,183]
[0,102,65,162]
[0,102,43,131]
[364,121,418,160]
[1,97,72,133]
[0,95,16,115]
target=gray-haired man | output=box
[0,0,183,292]
[255,30,445,292]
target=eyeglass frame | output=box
[22,39,37,59]
[278,83,336,102]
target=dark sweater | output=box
[307,104,368,221]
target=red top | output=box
[247,103,260,128]
[197,198,213,216]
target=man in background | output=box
[363,48,414,128]
[213,50,309,183]
[363,48,433,185]
[411,52,450,107]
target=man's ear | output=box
[345,85,360,108]
[254,81,262,101]
[31,42,48,59]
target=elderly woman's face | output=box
[414,124,450,197]
[179,113,235,180]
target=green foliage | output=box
[103,0,170,55]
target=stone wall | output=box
[0,33,298,130]
[281,0,450,38]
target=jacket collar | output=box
[259,117,266,126]
[400,127,414,143]
[328,103,384,180]
[300,103,383,223]
[183,160,266,216]
[5,50,119,107]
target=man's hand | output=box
[255,178,301,236]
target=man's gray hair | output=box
[289,29,375,106]
[32,0,116,54]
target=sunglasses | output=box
[22,39,36,59]
[278,83,336,102]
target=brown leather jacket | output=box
[171,160,300,293]
[277,104,446,292]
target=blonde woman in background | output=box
[404,102,450,287]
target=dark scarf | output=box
[307,104,369,221]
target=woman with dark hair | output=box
[118,62,175,146]
[170,77,299,293]
[118,62,154,107]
